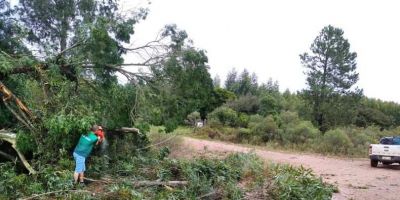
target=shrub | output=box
[318,129,353,154]
[226,95,260,114]
[278,111,300,127]
[207,106,238,127]
[259,93,283,116]
[250,115,278,142]
[237,113,250,127]
[280,121,320,145]
[269,164,335,199]
[236,128,252,143]
[248,114,264,129]
[186,111,201,126]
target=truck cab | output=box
[369,136,400,167]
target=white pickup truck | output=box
[369,136,400,167]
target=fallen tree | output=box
[0,130,36,174]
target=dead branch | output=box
[84,177,114,184]
[115,127,141,134]
[20,189,91,200]
[0,130,36,174]
[84,177,187,187]
[0,150,17,161]
[132,180,188,187]
[56,41,83,58]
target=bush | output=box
[248,114,264,129]
[207,106,239,127]
[226,95,260,114]
[250,115,278,142]
[318,129,353,154]
[237,113,250,127]
[269,164,335,199]
[236,128,251,143]
[259,93,283,116]
[280,121,320,145]
[186,111,201,126]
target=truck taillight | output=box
[369,145,372,155]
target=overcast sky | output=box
[120,0,400,103]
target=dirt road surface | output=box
[181,137,400,200]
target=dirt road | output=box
[181,137,400,200]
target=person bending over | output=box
[73,125,100,185]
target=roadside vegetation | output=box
[1,138,336,200]
[0,0,398,199]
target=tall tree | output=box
[16,0,150,84]
[146,26,215,131]
[213,75,221,88]
[225,68,237,92]
[300,25,362,131]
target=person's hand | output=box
[96,136,101,145]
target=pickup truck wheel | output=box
[370,160,378,167]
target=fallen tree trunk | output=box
[115,127,140,134]
[133,181,188,187]
[0,130,36,174]
[84,177,188,187]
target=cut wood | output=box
[0,130,36,174]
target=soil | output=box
[180,137,400,200]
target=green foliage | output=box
[224,68,258,96]
[16,130,36,154]
[145,31,215,127]
[269,164,335,200]
[207,106,239,127]
[355,106,392,128]
[276,111,320,145]
[186,111,201,126]
[236,128,252,142]
[318,129,353,154]
[226,95,260,114]
[250,115,278,142]
[42,114,96,158]
[300,25,362,131]
[0,163,73,199]
[280,121,320,145]
[0,1,28,55]
[259,93,283,116]
[210,87,236,109]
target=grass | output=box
[0,126,336,199]
[186,125,373,158]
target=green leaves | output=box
[300,25,362,131]
[270,164,335,200]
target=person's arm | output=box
[95,136,101,145]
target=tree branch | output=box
[20,189,91,200]
[133,181,188,187]
[0,130,36,174]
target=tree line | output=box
[1,0,400,162]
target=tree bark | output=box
[115,127,141,134]
[0,130,36,174]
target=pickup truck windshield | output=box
[380,137,400,145]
